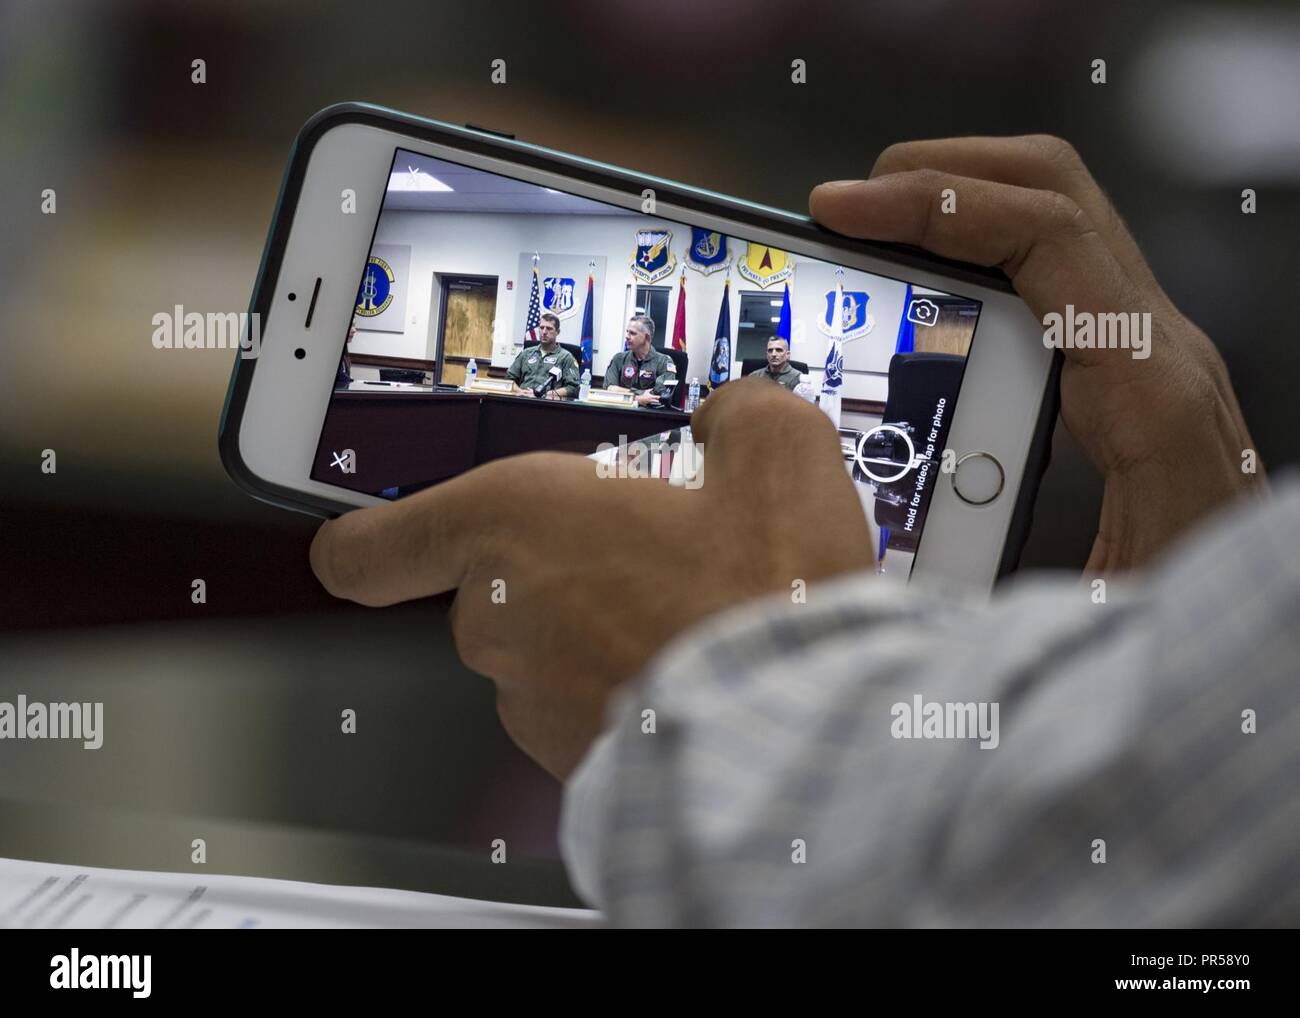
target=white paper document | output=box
[0,856,603,929]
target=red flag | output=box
[671,271,687,352]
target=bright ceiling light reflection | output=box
[387,165,453,192]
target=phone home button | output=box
[952,451,1005,506]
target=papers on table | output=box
[0,856,602,929]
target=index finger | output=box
[808,170,1144,338]
[309,458,514,607]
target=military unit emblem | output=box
[631,229,676,283]
[685,228,730,275]
[818,289,875,341]
[355,254,396,317]
[737,243,793,289]
[542,275,578,319]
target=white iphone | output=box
[220,103,1060,592]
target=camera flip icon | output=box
[906,298,939,327]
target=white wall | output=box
[359,208,945,401]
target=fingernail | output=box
[815,180,864,190]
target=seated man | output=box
[334,318,358,389]
[754,336,801,391]
[604,314,677,407]
[507,313,580,399]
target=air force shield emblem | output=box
[685,229,730,275]
[818,289,875,341]
[737,243,793,289]
[542,276,577,319]
[631,229,675,283]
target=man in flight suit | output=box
[753,336,801,391]
[603,314,677,407]
[508,312,580,399]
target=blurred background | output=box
[1,0,1297,908]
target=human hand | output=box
[810,135,1263,571]
[310,378,870,779]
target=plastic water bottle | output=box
[579,368,591,402]
[686,377,701,413]
[795,374,815,402]
[466,357,478,388]
[678,424,700,486]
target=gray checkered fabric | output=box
[561,480,1300,927]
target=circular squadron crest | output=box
[356,255,396,317]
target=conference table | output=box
[314,388,687,495]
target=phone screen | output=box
[310,147,982,579]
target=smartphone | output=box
[220,102,1059,592]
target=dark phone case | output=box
[218,102,1059,576]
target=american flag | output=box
[524,263,541,344]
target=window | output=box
[737,290,783,361]
[634,286,670,347]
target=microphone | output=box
[534,365,563,398]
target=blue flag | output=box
[896,283,915,354]
[776,283,792,347]
[709,280,732,388]
[579,273,594,372]
[822,276,845,395]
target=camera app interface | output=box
[311,147,982,579]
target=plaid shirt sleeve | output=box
[560,480,1300,927]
